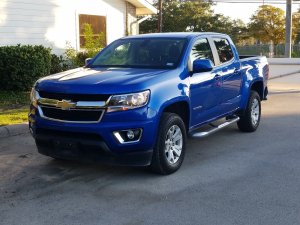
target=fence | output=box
[236,44,300,58]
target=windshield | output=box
[90,38,187,69]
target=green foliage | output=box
[140,0,251,44]
[248,5,285,45]
[0,45,51,91]
[140,0,213,33]
[65,23,105,67]
[0,107,29,125]
[82,23,106,57]
[50,54,69,74]
[0,90,29,125]
[293,11,300,44]
[0,90,30,109]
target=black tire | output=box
[150,112,186,175]
[237,91,261,132]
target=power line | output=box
[212,0,300,4]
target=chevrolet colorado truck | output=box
[29,33,269,174]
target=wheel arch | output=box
[250,80,264,100]
[159,98,190,132]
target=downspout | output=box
[131,15,151,35]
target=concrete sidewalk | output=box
[269,69,300,80]
[268,58,300,79]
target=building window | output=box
[79,14,106,48]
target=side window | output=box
[190,39,214,65]
[213,38,234,64]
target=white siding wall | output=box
[0,0,127,54]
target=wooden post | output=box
[158,0,163,32]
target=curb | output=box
[0,124,29,138]
[269,71,300,80]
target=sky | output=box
[213,1,300,23]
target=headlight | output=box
[30,88,39,107]
[107,90,150,112]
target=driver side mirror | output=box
[85,58,93,66]
[193,59,213,74]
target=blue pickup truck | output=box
[29,32,268,174]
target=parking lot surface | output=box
[1,75,300,225]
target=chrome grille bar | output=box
[38,98,106,110]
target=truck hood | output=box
[36,67,168,94]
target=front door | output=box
[189,38,222,127]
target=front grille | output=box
[38,91,110,102]
[40,106,103,122]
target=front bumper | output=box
[29,105,158,166]
[35,128,153,166]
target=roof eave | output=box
[126,0,158,15]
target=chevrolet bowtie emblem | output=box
[56,100,76,110]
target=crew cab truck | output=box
[29,33,268,174]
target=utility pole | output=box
[285,0,292,58]
[158,0,163,32]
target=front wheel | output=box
[150,113,186,175]
[237,91,261,132]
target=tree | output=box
[81,23,106,57]
[139,0,250,45]
[292,10,300,44]
[65,23,105,67]
[203,15,250,45]
[248,5,285,46]
[140,0,214,33]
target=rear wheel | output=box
[150,113,186,175]
[237,91,261,132]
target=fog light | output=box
[113,128,142,144]
[127,130,135,139]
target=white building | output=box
[0,0,157,54]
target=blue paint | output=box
[29,32,268,165]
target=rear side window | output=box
[213,38,234,64]
[190,38,214,65]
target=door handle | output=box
[214,74,221,79]
[234,69,240,74]
[214,74,222,87]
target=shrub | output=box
[65,23,105,67]
[65,43,88,67]
[0,45,51,91]
[82,23,105,57]
[50,54,69,74]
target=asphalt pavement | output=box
[0,75,300,225]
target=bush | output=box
[65,23,105,67]
[0,45,51,91]
[65,44,88,67]
[50,54,69,74]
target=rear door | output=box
[211,37,242,113]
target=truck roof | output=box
[121,32,225,39]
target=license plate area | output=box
[52,139,80,156]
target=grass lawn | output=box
[0,91,30,126]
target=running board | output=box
[191,117,240,138]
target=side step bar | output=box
[191,116,240,138]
